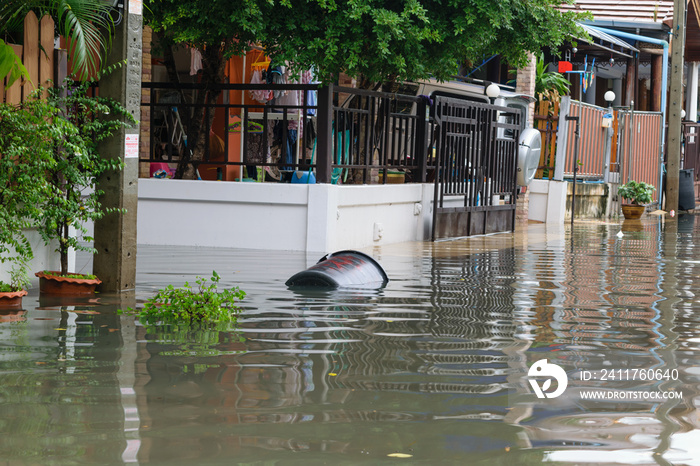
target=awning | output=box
[576,23,639,58]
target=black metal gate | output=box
[431,96,522,240]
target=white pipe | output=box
[687,62,699,122]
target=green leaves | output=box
[618,180,655,205]
[535,52,570,98]
[0,39,31,87]
[118,272,246,355]
[129,272,246,326]
[146,0,587,86]
[37,76,134,273]
[0,73,135,276]
[0,92,59,281]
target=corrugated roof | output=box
[578,23,639,53]
[560,1,674,24]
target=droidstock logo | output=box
[528,359,568,399]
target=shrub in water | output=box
[134,271,245,326]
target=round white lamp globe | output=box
[485,83,500,99]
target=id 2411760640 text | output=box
[580,368,679,381]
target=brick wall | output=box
[514,54,536,226]
[139,26,152,178]
[515,52,536,126]
[516,186,529,225]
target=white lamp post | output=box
[485,83,500,104]
[604,90,616,108]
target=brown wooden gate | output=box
[431,96,522,240]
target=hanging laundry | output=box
[190,47,203,76]
[267,64,287,98]
[276,67,300,133]
[302,68,317,116]
[249,69,272,103]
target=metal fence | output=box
[563,101,608,178]
[431,96,522,240]
[616,110,662,202]
[141,82,434,183]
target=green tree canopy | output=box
[148,0,588,84]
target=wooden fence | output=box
[533,98,559,179]
[1,12,67,104]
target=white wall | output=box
[528,179,567,223]
[137,179,435,253]
[0,231,74,288]
[330,184,430,251]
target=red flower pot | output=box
[0,289,28,310]
[35,271,101,296]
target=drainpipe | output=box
[586,25,668,205]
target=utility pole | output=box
[666,0,687,212]
[93,0,143,292]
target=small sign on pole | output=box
[129,0,142,15]
[125,134,139,158]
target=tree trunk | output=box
[60,223,68,275]
[175,43,229,179]
[162,41,190,132]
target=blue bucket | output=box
[291,171,316,184]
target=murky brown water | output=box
[2,214,700,464]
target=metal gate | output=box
[431,96,522,240]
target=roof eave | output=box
[581,19,670,33]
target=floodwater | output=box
[3,215,700,464]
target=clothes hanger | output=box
[228,116,264,133]
[250,50,271,70]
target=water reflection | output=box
[3,218,700,462]
[0,303,127,463]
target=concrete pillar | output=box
[93,1,143,292]
[613,78,623,107]
[686,62,699,122]
[666,0,688,212]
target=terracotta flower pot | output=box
[35,271,101,296]
[0,289,28,310]
[621,203,645,220]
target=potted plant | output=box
[0,263,32,310]
[618,180,655,219]
[34,72,135,295]
[0,96,60,307]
